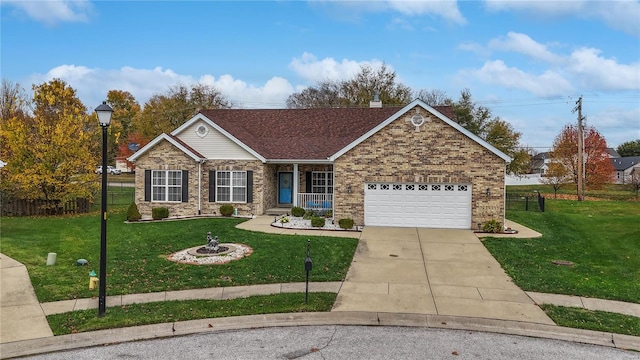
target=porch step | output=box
[265,207,291,216]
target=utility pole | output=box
[572,96,585,201]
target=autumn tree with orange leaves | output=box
[550,124,614,197]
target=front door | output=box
[278,172,293,204]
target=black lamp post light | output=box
[95,101,113,317]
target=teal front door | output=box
[278,172,293,204]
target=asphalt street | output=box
[22,326,640,360]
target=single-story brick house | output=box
[128,99,511,229]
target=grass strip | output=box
[47,292,336,335]
[541,304,640,337]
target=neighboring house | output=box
[530,152,551,175]
[606,148,621,158]
[611,156,640,184]
[115,156,134,173]
[128,99,511,229]
[530,148,619,176]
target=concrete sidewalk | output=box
[0,254,53,343]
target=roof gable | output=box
[127,133,206,162]
[329,99,512,163]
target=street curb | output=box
[1,312,638,358]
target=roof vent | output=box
[370,92,382,108]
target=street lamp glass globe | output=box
[95,101,113,127]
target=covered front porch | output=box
[267,162,334,212]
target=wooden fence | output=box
[1,198,91,216]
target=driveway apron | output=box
[332,227,554,325]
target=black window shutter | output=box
[209,171,216,202]
[182,170,188,202]
[305,172,312,193]
[246,171,253,203]
[144,170,151,201]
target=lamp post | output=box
[95,101,113,317]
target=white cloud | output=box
[27,65,295,109]
[567,48,640,91]
[1,0,93,25]
[464,60,573,96]
[488,32,561,63]
[460,32,640,96]
[483,0,640,37]
[288,52,386,83]
[314,0,466,25]
[385,0,466,24]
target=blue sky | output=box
[1,0,639,150]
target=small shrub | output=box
[151,207,169,220]
[291,206,305,217]
[280,217,289,223]
[311,216,325,228]
[219,204,234,216]
[303,209,316,220]
[126,202,142,222]
[324,209,333,218]
[338,218,354,229]
[482,219,503,233]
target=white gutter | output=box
[266,159,333,165]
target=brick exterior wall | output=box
[333,106,506,228]
[133,141,201,217]
[133,140,267,218]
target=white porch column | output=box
[293,163,299,207]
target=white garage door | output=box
[364,183,472,229]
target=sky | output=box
[1,0,639,151]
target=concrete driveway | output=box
[332,227,555,325]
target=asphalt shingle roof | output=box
[199,106,454,160]
[611,156,640,171]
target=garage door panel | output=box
[365,182,471,229]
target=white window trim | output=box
[216,170,247,203]
[151,170,182,202]
[312,171,333,194]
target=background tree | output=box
[541,162,571,198]
[629,169,640,201]
[106,90,141,164]
[483,118,529,174]
[341,64,412,106]
[451,88,492,137]
[414,88,452,106]
[117,132,150,171]
[0,79,98,205]
[134,83,230,139]
[1,79,30,122]
[286,80,344,108]
[551,124,614,196]
[286,64,411,108]
[616,139,640,157]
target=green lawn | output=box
[47,292,336,335]
[541,305,640,337]
[484,199,640,304]
[0,207,358,302]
